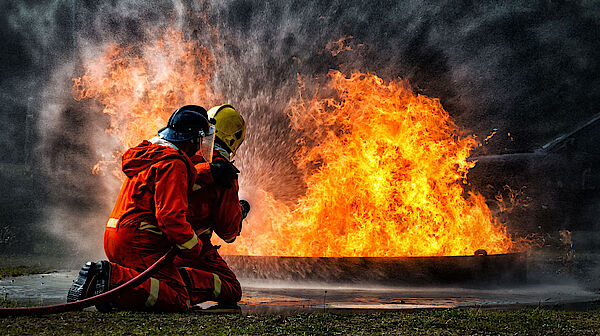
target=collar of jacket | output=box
[149,136,179,150]
[127,137,196,191]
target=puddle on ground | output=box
[1,272,598,311]
[0,271,78,306]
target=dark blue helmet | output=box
[158,105,210,142]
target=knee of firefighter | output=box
[227,278,242,303]
[177,267,192,289]
[229,276,241,296]
[146,277,190,312]
[178,267,215,292]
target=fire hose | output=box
[0,247,177,317]
[0,200,251,316]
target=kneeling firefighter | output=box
[67,105,215,312]
[175,104,249,310]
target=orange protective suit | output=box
[174,151,243,305]
[103,140,201,311]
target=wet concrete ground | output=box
[1,271,598,312]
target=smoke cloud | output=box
[0,0,597,263]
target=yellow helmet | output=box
[207,104,246,156]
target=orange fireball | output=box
[222,70,513,257]
[74,28,514,257]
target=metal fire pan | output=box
[223,253,527,286]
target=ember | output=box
[74,29,514,258]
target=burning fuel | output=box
[222,71,514,257]
[73,27,514,258]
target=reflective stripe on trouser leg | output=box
[145,277,160,308]
[213,273,222,298]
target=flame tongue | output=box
[74,28,513,257]
[74,29,217,150]
[224,70,513,257]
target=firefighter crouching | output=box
[175,104,248,311]
[67,105,213,312]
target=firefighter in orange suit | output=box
[175,104,249,309]
[67,105,215,312]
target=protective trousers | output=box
[174,236,242,305]
[104,226,190,311]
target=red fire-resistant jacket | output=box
[188,152,242,243]
[106,140,200,251]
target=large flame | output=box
[74,28,217,151]
[74,29,514,257]
[221,71,513,257]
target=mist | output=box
[0,0,598,271]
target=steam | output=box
[1,0,598,263]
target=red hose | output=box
[0,248,177,316]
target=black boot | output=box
[67,261,112,310]
[93,261,113,312]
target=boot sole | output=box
[67,262,97,303]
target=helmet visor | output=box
[199,125,216,162]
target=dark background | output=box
[0,0,598,259]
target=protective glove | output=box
[209,160,239,188]
[239,200,251,219]
[238,200,250,236]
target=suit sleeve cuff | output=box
[176,233,199,250]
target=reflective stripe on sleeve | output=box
[213,273,222,298]
[145,277,160,308]
[176,233,198,250]
[106,218,118,228]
